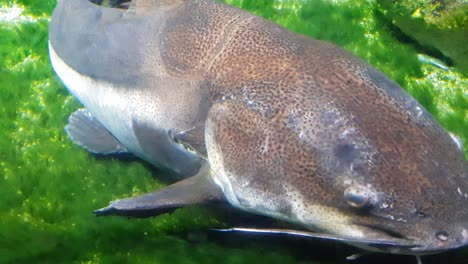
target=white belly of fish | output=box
[48,41,149,156]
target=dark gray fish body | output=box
[49,0,207,177]
[49,0,468,255]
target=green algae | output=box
[0,0,467,263]
[223,0,467,157]
[376,0,468,75]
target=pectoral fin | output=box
[93,164,225,218]
[65,108,128,155]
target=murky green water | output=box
[1,0,467,263]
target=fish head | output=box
[336,162,468,255]
[332,166,468,255]
[308,66,468,255]
[205,55,468,255]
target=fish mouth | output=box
[354,224,468,255]
[351,241,465,256]
[404,229,468,255]
[339,222,421,254]
[214,226,468,255]
[400,241,468,255]
[332,233,466,256]
[213,227,421,253]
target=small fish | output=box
[49,0,468,257]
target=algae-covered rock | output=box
[377,0,468,74]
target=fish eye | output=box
[436,231,449,241]
[344,185,374,208]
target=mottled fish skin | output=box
[158,0,468,254]
[49,0,468,255]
